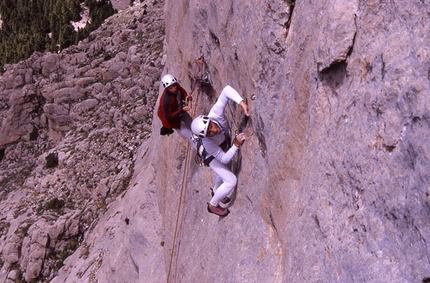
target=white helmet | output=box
[161,74,178,88]
[191,115,210,138]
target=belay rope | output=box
[166,55,208,283]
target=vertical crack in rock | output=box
[381,54,386,80]
[284,0,295,33]
[209,30,220,47]
[238,115,250,133]
[254,114,267,159]
[269,211,279,236]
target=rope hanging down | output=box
[166,55,208,283]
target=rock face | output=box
[110,0,131,11]
[0,0,429,282]
[0,1,163,282]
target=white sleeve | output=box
[208,85,243,118]
[204,138,239,164]
[214,144,239,164]
[204,85,243,164]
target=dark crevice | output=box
[238,114,250,133]
[269,211,279,235]
[318,61,348,91]
[347,15,357,58]
[412,116,421,123]
[209,30,220,47]
[284,0,295,37]
[381,54,386,80]
[383,144,396,152]
[312,214,320,228]
[254,114,267,159]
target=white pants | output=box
[208,159,237,206]
[176,112,197,150]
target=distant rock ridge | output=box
[111,0,132,11]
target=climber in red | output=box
[157,74,197,149]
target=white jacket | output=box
[204,85,244,164]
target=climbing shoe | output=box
[207,203,230,217]
[160,126,174,136]
[210,189,231,204]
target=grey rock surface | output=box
[0,0,429,282]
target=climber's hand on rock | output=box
[234,133,246,147]
[239,101,250,116]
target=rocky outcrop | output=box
[1,0,429,282]
[0,1,163,282]
[110,0,131,11]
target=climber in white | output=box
[191,85,250,216]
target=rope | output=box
[168,141,192,283]
[166,56,206,283]
[202,163,213,184]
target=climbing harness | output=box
[194,137,215,166]
[194,138,230,167]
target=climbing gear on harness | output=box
[161,74,178,88]
[210,188,231,204]
[194,138,230,167]
[201,71,211,85]
[191,115,210,138]
[194,137,214,166]
[207,203,230,217]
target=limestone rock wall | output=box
[157,0,430,282]
[281,2,430,282]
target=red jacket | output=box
[157,84,188,129]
